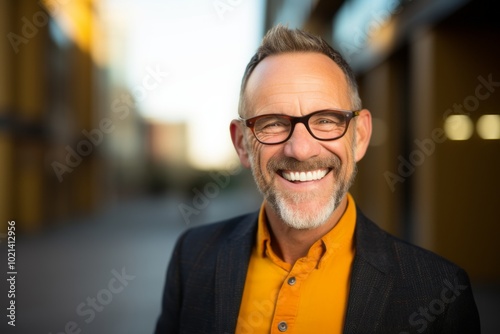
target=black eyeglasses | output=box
[240,109,360,145]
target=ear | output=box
[230,119,251,168]
[354,109,372,162]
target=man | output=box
[155,25,480,333]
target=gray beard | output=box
[249,152,357,230]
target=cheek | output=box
[343,142,355,163]
[249,137,260,154]
[249,140,281,176]
[322,141,351,164]
[335,132,357,163]
[247,138,264,169]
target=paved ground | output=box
[0,188,262,334]
[1,188,498,333]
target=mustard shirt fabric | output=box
[236,193,357,334]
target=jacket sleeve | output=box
[442,268,481,333]
[154,231,188,334]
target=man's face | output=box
[231,52,371,230]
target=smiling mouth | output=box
[280,169,330,182]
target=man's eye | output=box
[263,121,286,128]
[258,118,289,132]
[314,118,341,126]
[313,113,344,126]
[317,118,336,124]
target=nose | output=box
[282,123,321,161]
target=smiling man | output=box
[154,25,480,334]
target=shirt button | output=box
[278,321,288,332]
[287,277,296,286]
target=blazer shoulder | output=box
[355,208,467,278]
[350,209,480,333]
[177,211,259,255]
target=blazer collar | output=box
[215,212,259,333]
[343,207,396,333]
[353,207,394,274]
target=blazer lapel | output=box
[344,209,395,334]
[215,212,258,334]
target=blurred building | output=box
[0,0,260,235]
[0,0,150,232]
[145,120,197,195]
[265,0,500,283]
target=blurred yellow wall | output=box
[0,0,107,232]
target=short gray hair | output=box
[238,25,361,116]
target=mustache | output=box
[267,155,342,173]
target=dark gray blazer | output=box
[155,207,480,333]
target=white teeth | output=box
[282,169,328,182]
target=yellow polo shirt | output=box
[236,193,357,334]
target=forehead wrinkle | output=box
[257,76,340,94]
[253,80,350,112]
[253,89,347,116]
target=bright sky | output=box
[102,0,265,169]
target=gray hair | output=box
[238,25,362,117]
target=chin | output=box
[270,191,340,230]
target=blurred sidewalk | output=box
[0,189,262,334]
[1,188,499,333]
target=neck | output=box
[265,196,348,265]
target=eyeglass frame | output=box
[239,109,361,145]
